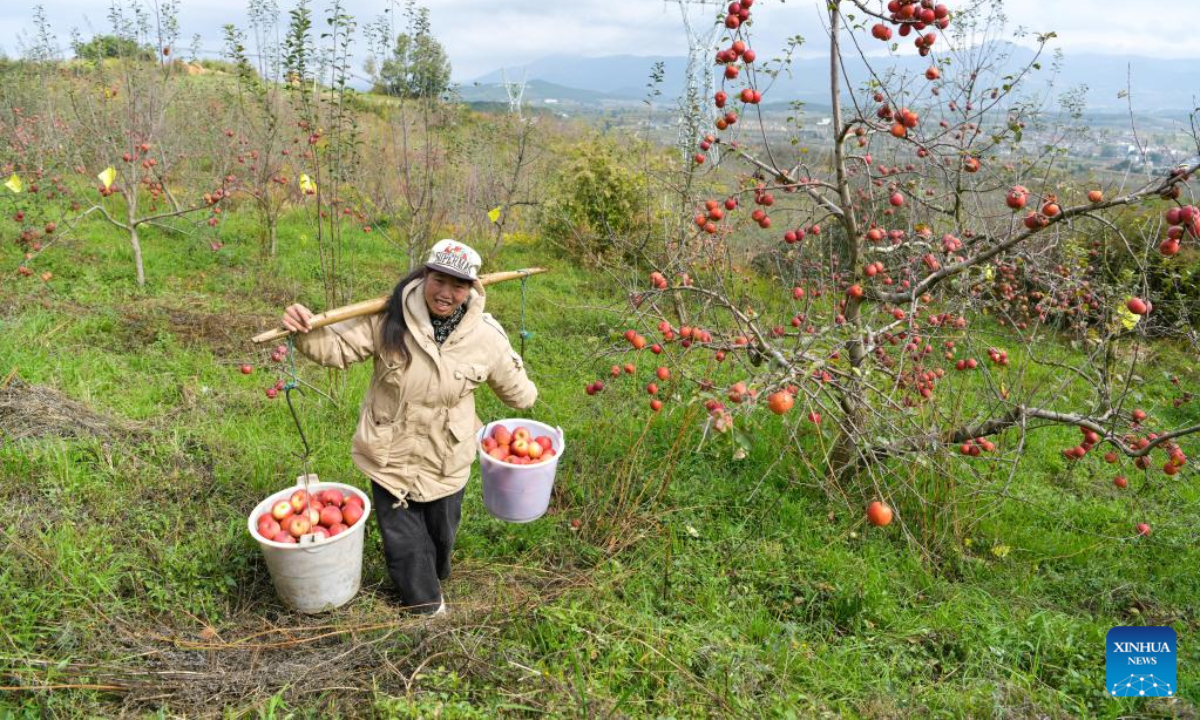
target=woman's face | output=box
[424,270,472,318]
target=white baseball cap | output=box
[424,239,482,281]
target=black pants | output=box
[371,482,464,614]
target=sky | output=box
[2,0,1199,83]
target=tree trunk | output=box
[826,2,868,484]
[127,188,145,287]
[130,225,145,287]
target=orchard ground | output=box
[1,209,1198,717]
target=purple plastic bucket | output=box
[477,419,565,523]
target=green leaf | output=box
[732,427,753,452]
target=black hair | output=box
[380,267,429,365]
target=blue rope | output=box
[285,335,300,391]
[519,273,532,358]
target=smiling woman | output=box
[424,271,472,319]
[280,239,537,616]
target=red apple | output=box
[492,426,513,445]
[535,436,553,451]
[320,505,343,527]
[310,526,330,541]
[343,493,364,508]
[1113,475,1128,489]
[289,515,311,537]
[240,364,253,375]
[273,531,297,544]
[320,489,344,506]
[289,490,309,513]
[342,503,363,527]
[257,517,281,538]
[1126,297,1148,315]
[512,427,532,443]
[511,438,531,458]
[271,500,294,521]
[1136,522,1151,537]
[867,501,894,527]
[328,522,348,536]
[527,441,544,460]
[768,391,794,415]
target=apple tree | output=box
[32,2,242,286]
[588,0,1200,550]
[222,4,304,258]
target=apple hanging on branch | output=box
[579,0,1200,546]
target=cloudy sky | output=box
[2,0,1197,82]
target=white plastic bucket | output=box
[477,419,565,523]
[246,475,372,613]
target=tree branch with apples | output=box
[584,0,1200,551]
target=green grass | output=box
[1,208,1198,718]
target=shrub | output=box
[540,139,651,260]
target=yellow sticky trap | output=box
[299,174,316,195]
[5,174,23,193]
[98,167,116,190]
[1117,302,1141,330]
[488,205,502,224]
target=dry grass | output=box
[0,377,147,444]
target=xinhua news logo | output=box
[1107,626,1176,698]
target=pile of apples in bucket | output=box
[481,425,557,465]
[254,488,365,543]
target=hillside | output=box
[470,47,1200,115]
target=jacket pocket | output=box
[441,410,478,476]
[454,362,489,398]
[353,407,394,467]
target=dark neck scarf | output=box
[430,301,467,345]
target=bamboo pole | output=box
[251,267,548,345]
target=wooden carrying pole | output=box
[252,267,548,345]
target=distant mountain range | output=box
[460,47,1199,115]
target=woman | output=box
[281,240,537,615]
